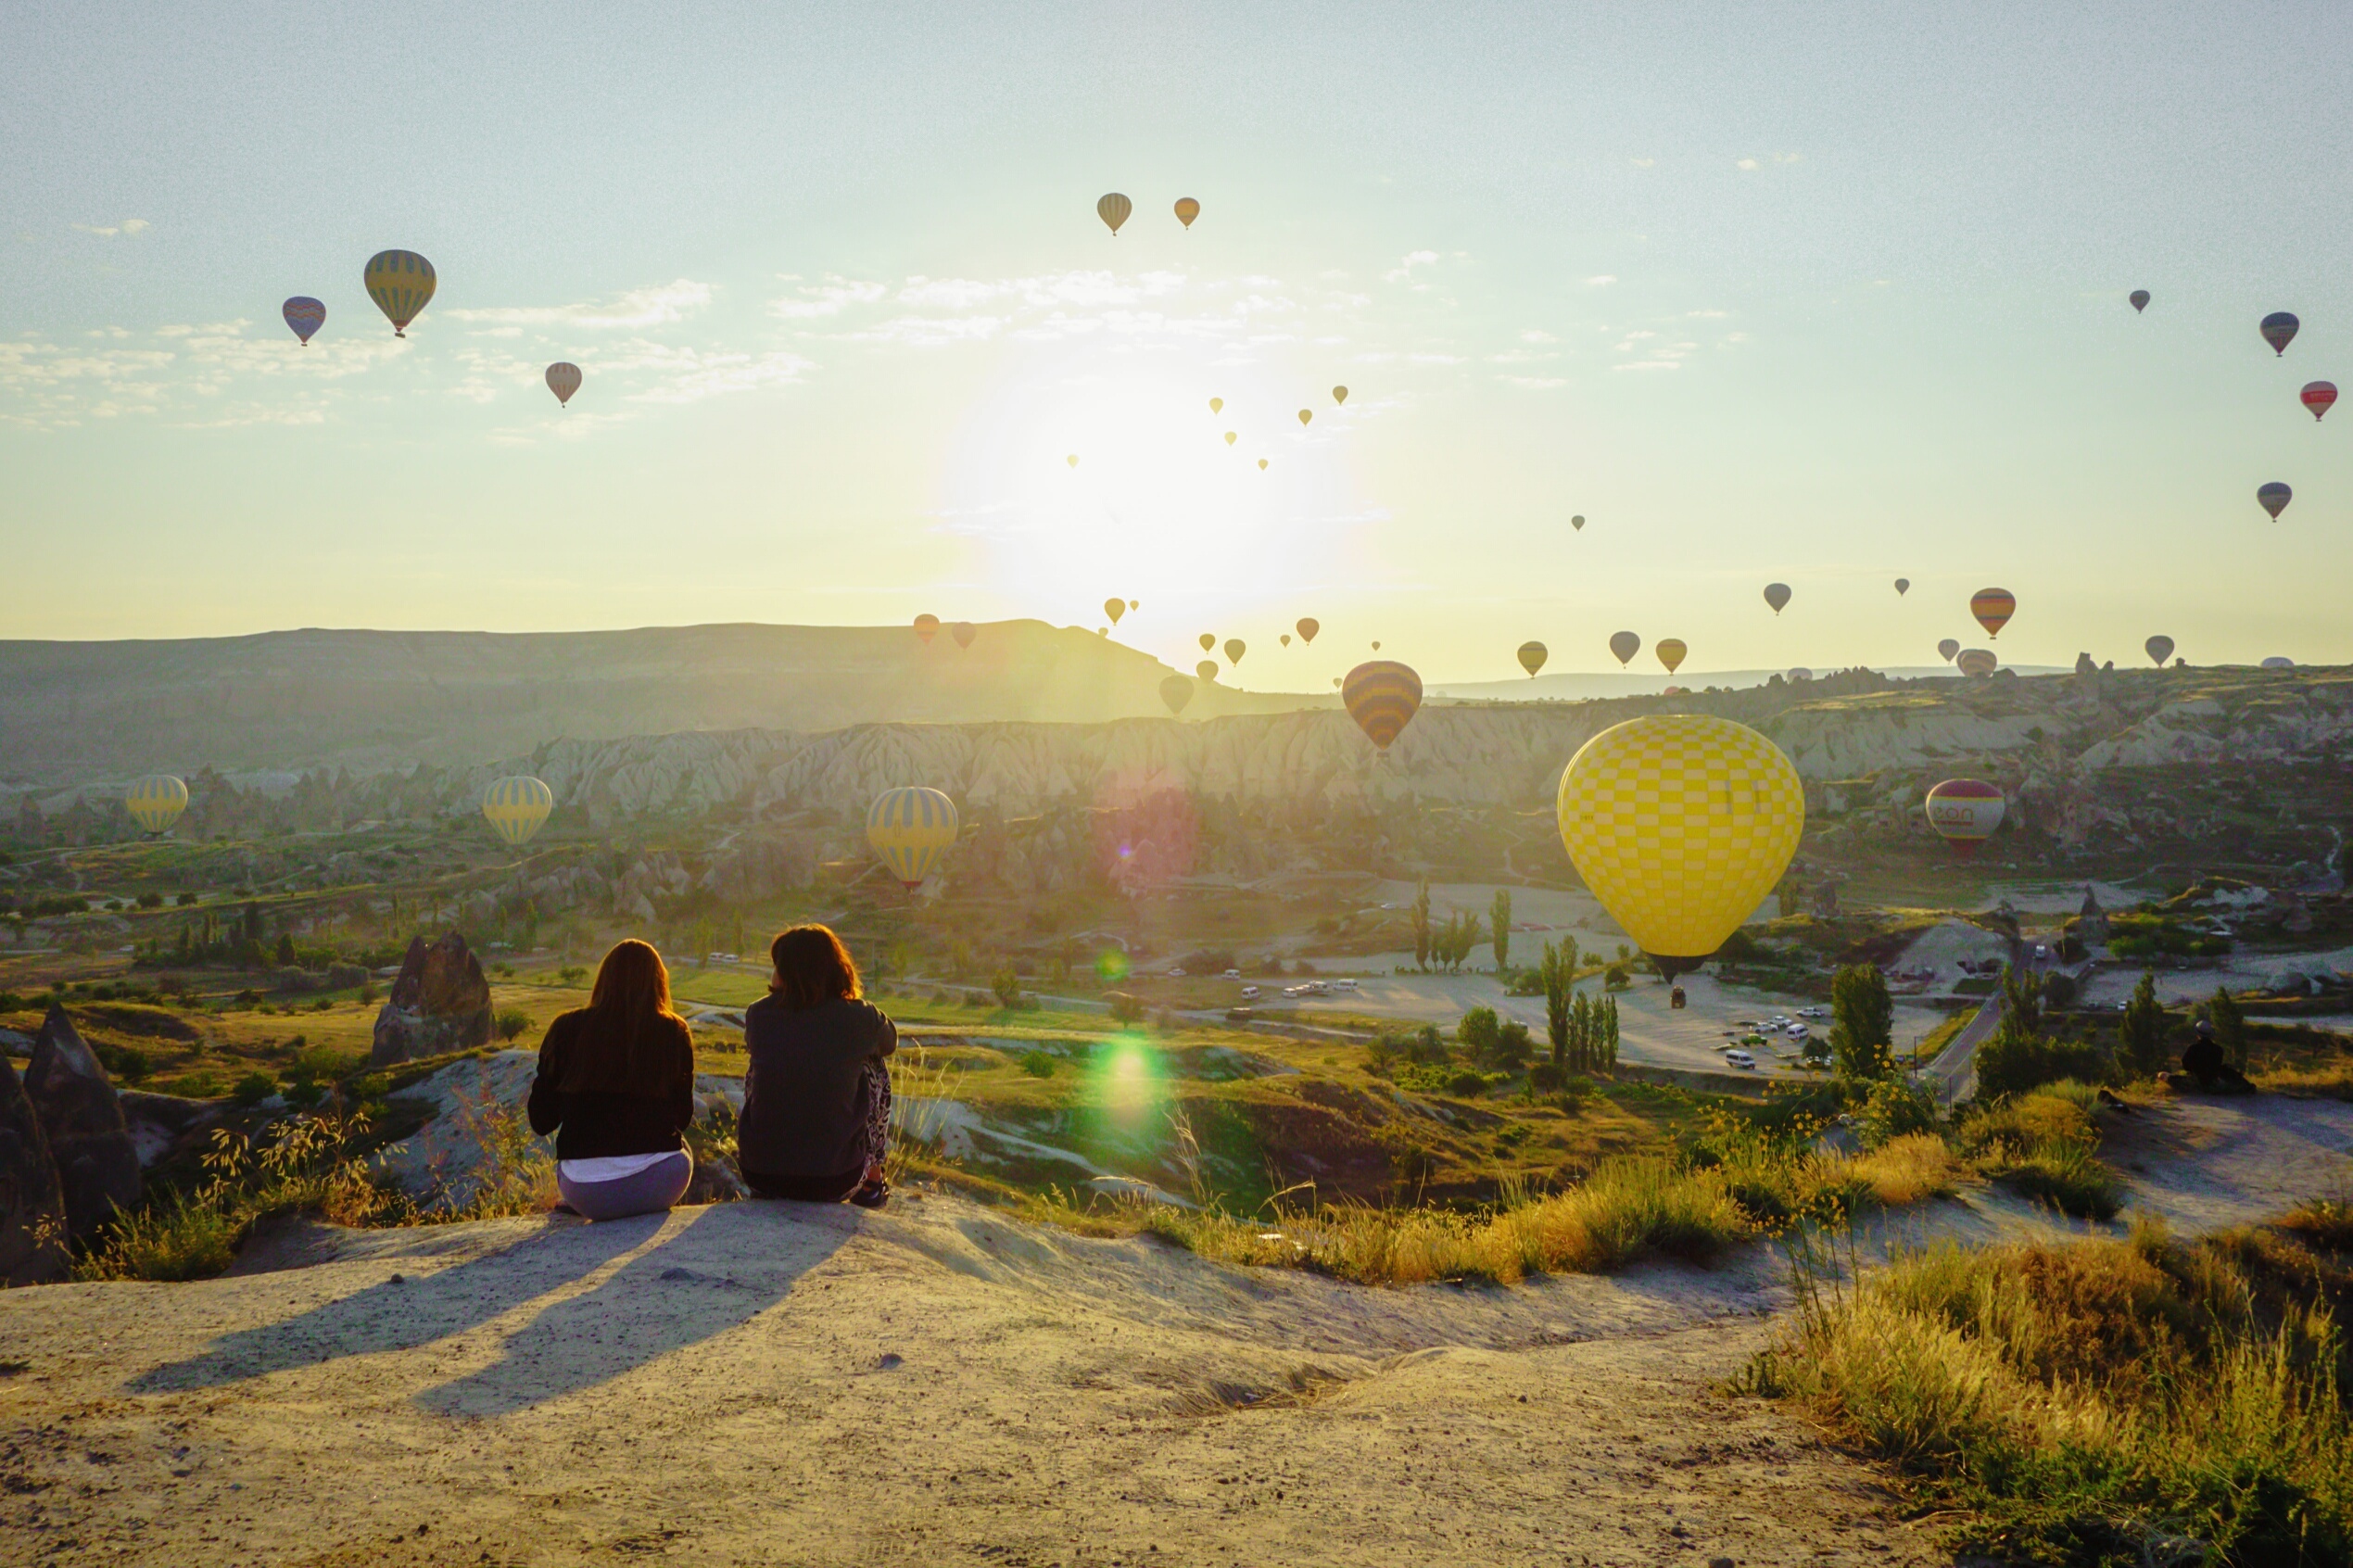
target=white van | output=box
[1329,978,1359,992]
[1725,1049,1757,1069]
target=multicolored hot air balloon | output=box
[1956,649,1998,677]
[2302,382,2337,422]
[1518,641,1548,677]
[482,776,554,847]
[282,297,325,345]
[2130,289,2150,313]
[1160,676,1194,714]
[1343,661,1423,751]
[2258,482,2293,520]
[1610,631,1640,666]
[1763,583,1791,615]
[1196,660,1220,682]
[2261,311,2299,356]
[867,787,959,891]
[1893,578,1910,596]
[1173,196,1200,229]
[363,250,436,336]
[1656,639,1688,675]
[1097,193,1132,235]
[125,775,189,835]
[1333,386,1348,405]
[1938,638,1961,662]
[914,613,940,644]
[1970,588,2016,639]
[545,362,581,407]
[1104,598,1126,626]
[1198,633,1216,651]
[1296,617,1320,644]
[1571,515,1586,531]
[2144,635,2175,667]
[952,622,977,650]
[1223,639,1246,665]
[1924,779,2005,857]
[1555,714,1803,981]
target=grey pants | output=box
[557,1150,693,1220]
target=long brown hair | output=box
[557,939,684,1094]
[769,925,861,1010]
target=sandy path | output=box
[0,1196,1939,1567]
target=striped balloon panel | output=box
[1955,649,1998,677]
[1655,639,1687,674]
[1969,588,2015,636]
[363,250,437,331]
[1342,661,1423,751]
[867,788,959,887]
[282,297,325,343]
[125,775,189,834]
[1555,714,1803,962]
[481,775,554,846]
[546,362,581,404]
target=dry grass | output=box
[1848,1132,1963,1208]
[1953,1081,2124,1220]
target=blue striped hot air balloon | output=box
[867,787,960,891]
[282,297,325,345]
[482,776,554,847]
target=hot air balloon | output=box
[1160,676,1194,714]
[1788,668,1813,683]
[1610,631,1640,666]
[1208,398,1223,413]
[1129,600,1138,611]
[1104,599,1125,626]
[2261,311,2299,356]
[1198,633,1216,651]
[482,776,554,847]
[1224,431,1238,445]
[1332,677,1342,689]
[1956,649,1998,677]
[1555,714,1803,981]
[1333,386,1348,405]
[1656,639,1688,675]
[363,250,436,336]
[1280,634,1292,648]
[1174,196,1200,229]
[2129,290,2150,313]
[1923,779,2005,857]
[1371,640,1381,651]
[1067,454,1079,468]
[1343,661,1423,751]
[2143,635,2175,667]
[124,775,189,835]
[1196,660,1220,681]
[1763,583,1791,615]
[2258,482,2293,520]
[2262,656,2295,671]
[1938,639,1961,662]
[1571,515,1586,531]
[1224,639,1246,665]
[867,787,959,891]
[2302,382,2337,422]
[1893,578,1910,596]
[1258,459,1268,470]
[1097,193,1132,235]
[914,613,940,644]
[546,362,581,407]
[1518,641,1548,677]
[1297,409,1312,426]
[1296,618,1320,644]
[1970,588,2016,639]
[952,622,977,651]
[282,297,325,345]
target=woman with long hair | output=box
[525,939,697,1220]
[738,924,896,1208]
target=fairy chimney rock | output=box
[24,1005,142,1240]
[0,1052,70,1284]
[370,932,495,1067]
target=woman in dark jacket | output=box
[525,939,697,1220]
[738,924,896,1208]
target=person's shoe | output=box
[849,1182,890,1210]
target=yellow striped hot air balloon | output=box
[1655,639,1688,675]
[125,775,189,835]
[1343,661,1423,751]
[1097,193,1132,235]
[867,787,960,891]
[482,776,554,847]
[1556,714,1804,980]
[363,249,436,336]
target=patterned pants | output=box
[854,1059,892,1191]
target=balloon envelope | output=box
[1555,714,1803,978]
[2302,382,2337,422]
[2262,656,2295,671]
[1173,196,1200,228]
[125,775,189,835]
[1199,633,1216,651]
[1104,598,1125,626]
[363,249,436,336]
[1609,631,1640,666]
[951,622,976,650]
[2145,635,2174,667]
[1224,431,1237,445]
[1518,640,1548,677]
[867,787,959,890]
[545,362,581,406]
[1938,638,1961,662]
[1656,639,1688,675]
[1297,409,1312,426]
[1571,514,1586,531]
[1159,676,1194,714]
[1956,649,1998,677]
[1788,668,1813,683]
[1333,386,1348,405]
[1763,583,1791,614]
[482,776,554,847]
[1893,578,1909,596]
[1296,618,1319,643]
[1343,661,1423,751]
[914,613,940,644]
[2258,482,2293,520]
[1970,588,2017,639]
[2261,311,2299,355]
[2129,289,2150,312]
[1258,459,1268,470]
[1096,193,1132,234]
[1196,660,1220,681]
[1223,639,1246,665]
[1208,398,1222,413]
[282,297,325,345]
[1924,779,2005,856]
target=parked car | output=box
[1240,985,1260,1000]
[1222,967,1242,979]
[1166,967,1186,978]
[1725,1049,1757,1069]
[1330,978,1359,992]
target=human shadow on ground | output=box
[413,1201,856,1417]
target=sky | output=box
[6,2,2352,686]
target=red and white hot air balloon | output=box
[1924,779,2005,857]
[2302,382,2337,422]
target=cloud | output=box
[1630,158,1655,169]
[71,219,149,238]
[1382,249,1441,282]
[1499,374,1568,389]
[771,278,889,319]
[1585,275,1618,287]
[446,279,713,330]
[1521,329,1560,343]
[1613,360,1680,373]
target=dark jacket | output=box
[525,1008,696,1161]
[737,995,896,1180]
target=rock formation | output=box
[371,932,495,1066]
[24,1006,142,1240]
[0,1051,70,1285]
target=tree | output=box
[2119,970,2167,1076]
[496,1008,531,1043]
[1539,940,1574,1067]
[1829,963,1895,1078]
[274,931,297,967]
[2197,984,2248,1069]
[1490,889,1512,972]
[1456,1006,1501,1062]
[992,968,1025,1010]
[1411,879,1432,971]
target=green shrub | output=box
[1973,1030,2112,1100]
[231,1070,277,1106]
[496,1007,532,1043]
[1018,1049,1056,1079]
[1854,1075,1940,1148]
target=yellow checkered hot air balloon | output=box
[1555,714,1803,980]
[867,788,959,891]
[481,776,554,847]
[364,249,436,336]
[125,775,189,835]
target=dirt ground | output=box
[0,1196,1942,1568]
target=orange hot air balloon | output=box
[1296,617,1320,644]
[1097,193,1132,235]
[1174,196,1200,228]
[1656,639,1688,675]
[1970,588,2016,639]
[1343,661,1423,751]
[1924,779,2005,856]
[951,622,977,651]
[914,614,940,644]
